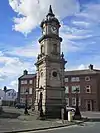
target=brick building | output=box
[18,70,36,107]
[64,64,100,111]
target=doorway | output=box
[86,100,92,111]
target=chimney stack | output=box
[23,70,28,75]
[89,64,93,70]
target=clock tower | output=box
[35,5,67,118]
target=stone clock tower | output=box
[35,5,67,118]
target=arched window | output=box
[53,44,57,53]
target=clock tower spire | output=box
[47,5,54,16]
[35,5,67,118]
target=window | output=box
[21,80,27,84]
[20,87,25,94]
[24,80,27,84]
[28,98,32,105]
[72,98,76,106]
[53,44,57,53]
[65,86,69,93]
[29,80,33,84]
[65,98,69,106]
[14,93,16,96]
[29,88,32,94]
[41,72,43,77]
[20,98,25,103]
[86,85,91,93]
[71,85,80,93]
[65,78,68,82]
[41,45,44,54]
[72,97,81,106]
[8,93,10,96]
[85,76,90,81]
[71,77,80,82]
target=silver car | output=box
[66,106,76,112]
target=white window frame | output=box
[85,76,90,81]
[20,87,24,94]
[21,80,24,84]
[29,80,33,84]
[65,86,69,93]
[86,85,91,93]
[21,80,27,84]
[72,98,76,106]
[29,88,32,94]
[65,78,68,82]
[71,77,80,82]
[71,85,80,93]
[72,97,81,106]
[78,98,81,106]
[24,80,27,84]
[65,98,69,106]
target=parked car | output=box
[66,106,76,112]
[15,103,31,109]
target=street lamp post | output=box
[38,86,44,117]
[24,89,29,115]
[73,88,81,120]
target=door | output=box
[86,100,92,111]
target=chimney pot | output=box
[23,70,28,75]
[89,64,93,70]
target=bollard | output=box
[61,108,64,124]
[68,111,73,122]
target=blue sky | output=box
[0,0,100,91]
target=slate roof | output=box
[19,74,36,79]
[65,69,100,76]
[5,89,13,92]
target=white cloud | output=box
[0,53,36,91]
[60,24,92,53]
[77,64,87,70]
[9,0,80,35]
[6,41,39,58]
[72,21,90,27]
[76,4,100,23]
[10,80,18,90]
[0,56,34,76]
[65,34,92,40]
[0,51,4,56]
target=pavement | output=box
[81,111,100,121]
[0,118,75,133]
[0,107,99,133]
[0,106,79,133]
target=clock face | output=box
[51,26,57,34]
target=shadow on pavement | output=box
[0,111,20,118]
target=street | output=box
[20,122,100,133]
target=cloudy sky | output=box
[0,0,100,91]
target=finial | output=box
[49,5,53,14]
[47,5,55,17]
[61,52,64,58]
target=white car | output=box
[66,106,76,112]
